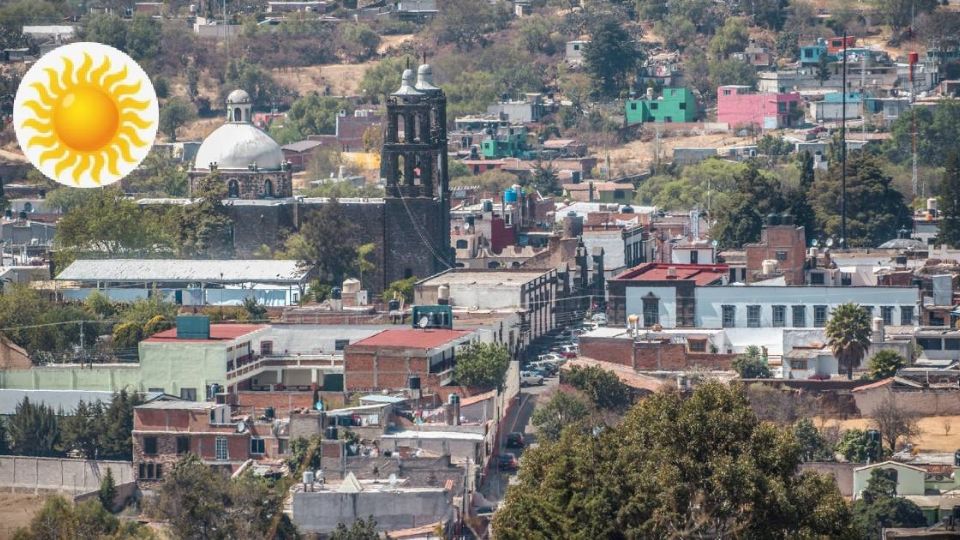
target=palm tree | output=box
[825,303,872,379]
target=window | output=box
[722,305,736,328]
[881,306,894,325]
[900,306,915,326]
[804,49,813,58]
[917,337,943,350]
[792,305,806,327]
[573,43,580,51]
[263,179,274,198]
[650,102,658,110]
[139,462,163,480]
[861,305,874,318]
[143,436,157,455]
[335,339,350,351]
[690,250,699,264]
[841,273,852,286]
[227,179,240,198]
[630,102,637,110]
[147,387,164,394]
[278,439,288,455]
[250,438,265,455]
[642,294,659,327]
[679,102,687,110]
[810,272,825,285]
[23,202,32,212]
[176,436,189,455]
[455,239,468,249]
[723,89,731,96]
[814,305,828,327]
[260,341,273,356]
[215,437,228,461]
[180,388,197,401]
[772,305,786,327]
[747,305,761,328]
[946,339,960,351]
[688,339,707,353]
[775,250,788,261]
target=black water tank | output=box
[408,375,421,390]
[331,287,342,300]
[264,406,275,420]
[388,299,400,311]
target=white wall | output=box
[624,286,678,328]
[448,284,524,310]
[670,248,714,265]
[582,231,625,269]
[695,287,918,329]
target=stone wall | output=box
[854,386,960,417]
[291,488,453,534]
[0,456,133,494]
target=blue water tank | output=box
[503,189,518,204]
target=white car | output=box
[520,371,544,387]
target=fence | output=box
[0,456,133,495]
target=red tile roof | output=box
[614,263,728,286]
[144,324,266,343]
[351,329,471,349]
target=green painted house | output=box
[481,124,530,159]
[625,88,698,125]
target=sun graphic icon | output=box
[14,42,158,188]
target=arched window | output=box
[487,261,500,269]
[23,202,32,213]
[233,107,242,122]
[227,179,240,199]
[455,239,468,249]
[263,179,274,198]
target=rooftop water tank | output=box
[504,186,518,203]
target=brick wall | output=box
[745,225,807,285]
[580,337,633,367]
[235,391,330,417]
[580,336,736,371]
[344,348,442,392]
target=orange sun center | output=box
[53,85,119,152]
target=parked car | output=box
[498,452,519,470]
[520,371,544,386]
[505,432,525,448]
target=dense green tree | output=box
[530,390,594,442]
[810,153,912,247]
[279,93,352,141]
[285,200,360,284]
[938,152,960,246]
[177,174,234,258]
[739,0,789,29]
[837,428,877,463]
[826,304,872,379]
[794,418,833,461]
[122,150,190,197]
[711,163,784,248]
[337,23,380,61]
[7,397,59,457]
[98,390,144,460]
[82,13,127,50]
[529,160,561,195]
[61,400,103,460]
[453,342,510,390]
[562,365,632,411]
[222,59,288,110]
[383,276,417,304]
[785,150,818,238]
[494,382,854,538]
[887,99,960,167]
[159,98,197,142]
[732,345,771,378]
[98,468,117,512]
[867,350,907,380]
[655,14,698,51]
[635,0,668,20]
[852,469,927,538]
[242,297,267,321]
[358,55,415,103]
[708,17,750,59]
[816,52,832,86]
[709,57,758,89]
[431,0,508,50]
[875,0,938,32]
[583,16,642,99]
[13,495,154,540]
[127,14,162,62]
[329,517,378,540]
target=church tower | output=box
[380,66,453,285]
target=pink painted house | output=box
[717,85,802,130]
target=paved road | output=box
[480,373,558,503]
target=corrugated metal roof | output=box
[56,259,309,283]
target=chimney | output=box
[872,317,885,342]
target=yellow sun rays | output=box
[15,43,157,187]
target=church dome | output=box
[194,88,284,171]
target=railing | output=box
[226,354,342,381]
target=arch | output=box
[263,179,274,198]
[487,261,501,269]
[455,239,468,249]
[510,261,521,269]
[22,202,32,213]
[233,107,242,122]
[227,179,240,199]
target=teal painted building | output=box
[625,88,698,125]
[481,125,530,159]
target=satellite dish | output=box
[826,238,834,247]
[418,316,429,329]
[811,239,819,247]
[711,240,719,248]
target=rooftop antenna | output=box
[841,31,848,250]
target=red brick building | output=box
[744,221,807,285]
[132,401,283,483]
[343,329,474,393]
[579,333,736,371]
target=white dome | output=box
[194,123,284,170]
[227,89,251,104]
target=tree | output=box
[708,17,749,59]
[355,243,376,291]
[159,98,197,142]
[242,297,267,321]
[178,173,234,258]
[811,153,912,247]
[453,342,510,390]
[886,99,960,167]
[710,163,784,248]
[562,365,632,411]
[816,52,832,86]
[939,152,960,247]
[286,201,360,284]
[431,0,507,50]
[7,398,59,457]
[872,393,920,453]
[794,418,832,461]
[383,276,416,304]
[732,345,771,378]
[708,58,757,89]
[494,382,853,538]
[852,469,927,537]
[739,0,789,29]
[837,428,879,463]
[825,303,872,379]
[98,468,117,511]
[330,516,378,540]
[359,55,414,103]
[337,23,380,62]
[868,350,907,380]
[530,159,561,195]
[530,390,594,442]
[785,150,818,238]
[283,93,353,140]
[222,59,287,110]
[127,14,162,62]
[875,0,938,33]
[82,13,127,50]
[583,16,642,99]
[13,495,153,540]
[97,390,143,460]
[61,400,102,459]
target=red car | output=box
[498,452,518,471]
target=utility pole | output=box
[841,32,848,250]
